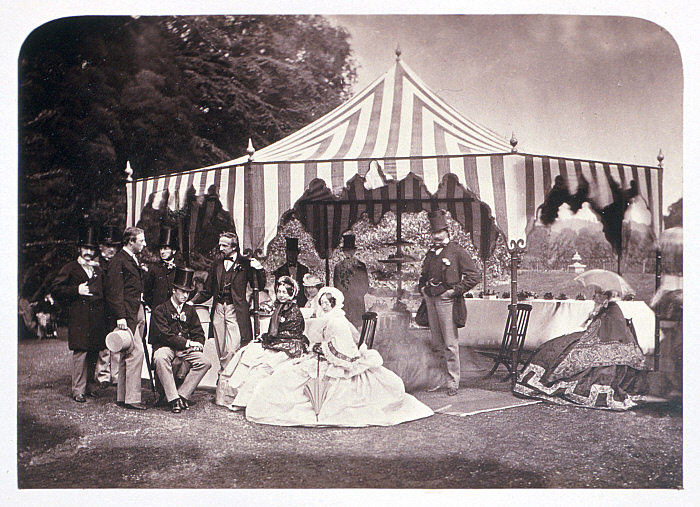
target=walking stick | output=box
[140,309,157,398]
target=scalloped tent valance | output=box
[127,59,663,258]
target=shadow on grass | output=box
[18,411,81,459]
[19,448,546,488]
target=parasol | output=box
[574,269,635,297]
[303,352,331,418]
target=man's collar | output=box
[169,297,182,312]
[123,248,138,262]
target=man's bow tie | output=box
[163,259,176,270]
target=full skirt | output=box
[514,331,651,411]
[246,349,434,427]
[215,342,299,409]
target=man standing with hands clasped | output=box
[419,210,480,396]
[191,232,266,380]
[105,227,148,410]
[150,267,212,413]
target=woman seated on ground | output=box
[215,276,309,410]
[514,288,658,411]
[245,287,434,427]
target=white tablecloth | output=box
[458,299,656,354]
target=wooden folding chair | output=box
[358,312,378,349]
[479,303,532,381]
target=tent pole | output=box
[654,247,662,371]
[508,240,525,391]
[324,204,331,286]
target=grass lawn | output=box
[15,336,682,492]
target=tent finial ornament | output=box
[510,133,518,153]
[125,160,133,182]
[247,138,255,162]
[657,149,664,168]
[396,45,402,61]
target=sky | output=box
[326,15,683,211]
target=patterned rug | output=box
[414,388,540,417]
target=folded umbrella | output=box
[303,353,331,419]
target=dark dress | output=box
[514,302,650,410]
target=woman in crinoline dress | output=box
[215,275,309,410]
[514,288,655,410]
[245,287,434,426]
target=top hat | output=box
[427,210,449,233]
[284,237,299,251]
[341,234,357,250]
[98,225,121,246]
[78,225,100,248]
[172,267,195,292]
[105,327,134,353]
[158,226,179,250]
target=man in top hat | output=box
[97,225,121,272]
[95,224,122,387]
[150,267,212,413]
[104,227,149,410]
[191,231,266,376]
[144,226,182,311]
[333,233,370,329]
[272,237,309,307]
[419,210,481,396]
[51,225,106,402]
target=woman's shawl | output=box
[261,301,308,358]
[549,302,647,381]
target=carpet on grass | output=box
[415,388,540,417]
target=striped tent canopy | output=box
[127,58,663,258]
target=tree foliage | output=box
[19,15,356,295]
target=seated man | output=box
[150,267,212,413]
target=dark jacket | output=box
[333,256,370,329]
[272,262,309,307]
[51,260,106,351]
[98,255,110,273]
[190,255,266,345]
[144,260,181,310]
[104,248,144,332]
[149,299,205,351]
[419,241,480,296]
